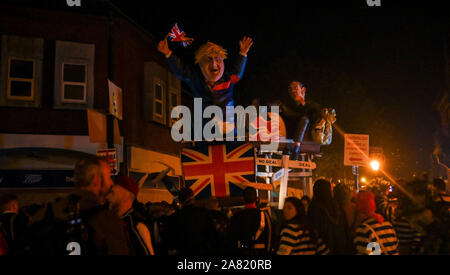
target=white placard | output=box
[344,134,369,166]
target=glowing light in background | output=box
[370,160,380,171]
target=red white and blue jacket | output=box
[167,53,248,112]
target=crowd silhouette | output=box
[0,157,449,255]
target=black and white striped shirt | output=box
[392,216,421,255]
[375,195,396,223]
[354,218,399,255]
[277,224,329,255]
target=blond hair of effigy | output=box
[195,42,227,64]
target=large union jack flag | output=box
[181,142,255,198]
[168,23,192,48]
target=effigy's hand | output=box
[326,108,337,124]
[239,36,253,56]
[182,36,195,43]
[158,35,172,57]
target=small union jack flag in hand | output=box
[168,23,194,48]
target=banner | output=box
[344,134,370,166]
[87,108,121,144]
[108,79,123,120]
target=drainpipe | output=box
[107,8,115,150]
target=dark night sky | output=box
[3,0,446,179]
[108,0,448,179]
[10,0,442,179]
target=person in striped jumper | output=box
[392,215,422,255]
[277,197,329,255]
[353,191,399,255]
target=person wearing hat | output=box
[107,175,154,255]
[353,191,399,255]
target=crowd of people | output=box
[0,156,449,255]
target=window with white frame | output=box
[53,41,94,110]
[61,63,87,103]
[7,57,35,101]
[0,35,43,108]
[152,78,166,124]
[168,88,181,126]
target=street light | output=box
[370,160,380,171]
